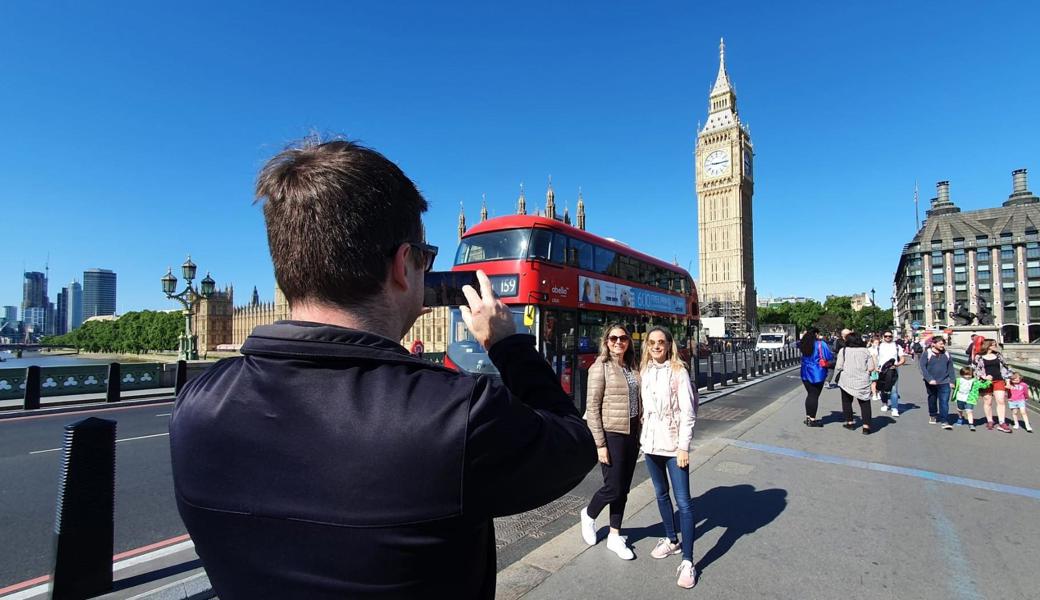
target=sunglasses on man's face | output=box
[608,335,630,344]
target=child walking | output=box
[1007,373,1033,432]
[951,366,991,432]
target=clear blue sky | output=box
[1,0,1037,314]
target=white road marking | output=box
[155,413,171,417]
[29,432,169,454]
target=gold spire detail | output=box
[517,182,526,215]
[480,193,488,222]
[545,175,556,220]
[457,202,466,241]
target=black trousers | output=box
[803,380,824,418]
[841,389,873,426]
[587,418,641,530]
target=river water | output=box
[0,352,149,369]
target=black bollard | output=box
[23,365,41,410]
[106,363,120,403]
[706,353,715,392]
[719,351,728,387]
[174,360,187,395]
[50,417,116,599]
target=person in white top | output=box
[639,327,698,589]
[874,331,907,416]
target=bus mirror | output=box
[523,305,535,327]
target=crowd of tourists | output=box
[800,328,1033,434]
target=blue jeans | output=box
[882,378,900,411]
[925,381,951,422]
[645,453,694,562]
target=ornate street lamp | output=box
[870,287,877,333]
[161,255,215,360]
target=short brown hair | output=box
[256,138,428,308]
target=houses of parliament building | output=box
[193,180,587,354]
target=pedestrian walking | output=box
[825,329,849,388]
[875,331,906,417]
[834,332,878,434]
[920,335,956,429]
[799,328,834,427]
[169,138,596,599]
[639,327,698,589]
[973,339,1013,432]
[952,366,991,432]
[1007,372,1033,432]
[867,334,882,401]
[581,323,642,559]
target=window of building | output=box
[953,237,964,248]
[1001,245,1015,261]
[1027,243,1040,259]
[1001,231,1013,239]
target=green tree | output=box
[788,300,824,333]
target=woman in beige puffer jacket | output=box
[579,323,642,560]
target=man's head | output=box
[882,331,894,343]
[840,328,852,339]
[256,138,431,331]
[931,336,946,352]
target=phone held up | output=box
[423,271,480,307]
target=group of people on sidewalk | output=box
[800,328,1033,434]
[580,323,700,589]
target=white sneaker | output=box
[890,408,899,417]
[873,393,881,402]
[676,559,697,588]
[579,508,597,546]
[606,533,635,560]
[880,404,889,412]
[1013,423,1020,430]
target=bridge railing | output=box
[0,363,165,402]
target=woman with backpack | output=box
[640,326,698,589]
[799,328,834,427]
[835,332,879,434]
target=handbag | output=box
[817,341,832,368]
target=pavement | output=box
[501,367,1040,600]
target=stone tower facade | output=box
[695,38,756,335]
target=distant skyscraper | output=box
[3,306,16,324]
[67,280,83,331]
[22,271,47,310]
[56,289,67,336]
[83,268,117,318]
[23,306,46,335]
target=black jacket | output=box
[170,321,596,599]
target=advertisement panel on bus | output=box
[578,275,686,315]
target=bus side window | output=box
[551,233,567,264]
[529,229,552,260]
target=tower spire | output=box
[712,37,733,95]
[480,193,488,222]
[517,182,527,215]
[576,187,586,230]
[457,202,466,241]
[545,176,556,220]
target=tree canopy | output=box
[42,310,183,353]
[757,297,893,336]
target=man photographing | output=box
[169,138,597,599]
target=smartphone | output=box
[424,270,479,306]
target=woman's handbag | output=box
[817,341,832,368]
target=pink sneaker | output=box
[998,423,1012,433]
[651,538,681,559]
[676,560,697,589]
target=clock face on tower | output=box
[703,149,730,177]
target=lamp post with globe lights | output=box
[161,256,215,360]
[870,287,877,334]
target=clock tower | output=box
[696,38,756,335]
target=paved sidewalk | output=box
[502,369,1040,599]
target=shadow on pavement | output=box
[109,559,203,592]
[692,484,787,574]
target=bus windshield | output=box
[455,229,532,265]
[446,307,534,375]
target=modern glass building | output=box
[894,169,1040,343]
[66,280,83,331]
[83,268,117,318]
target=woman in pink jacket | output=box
[640,327,698,589]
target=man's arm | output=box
[464,335,597,518]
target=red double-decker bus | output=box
[444,215,699,411]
